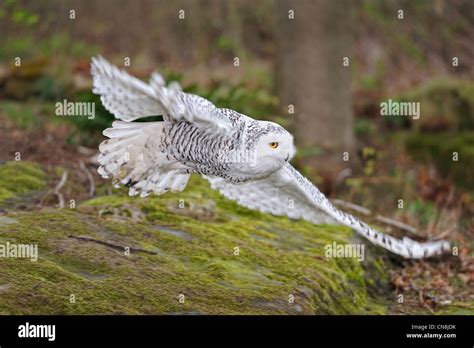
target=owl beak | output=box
[285,153,290,162]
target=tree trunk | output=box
[276,0,354,175]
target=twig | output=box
[437,226,458,239]
[79,160,95,197]
[332,199,371,215]
[53,171,68,208]
[68,235,157,255]
[332,199,419,235]
[375,215,418,235]
[77,146,96,156]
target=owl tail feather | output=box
[98,121,190,197]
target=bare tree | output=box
[277,0,354,173]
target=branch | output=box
[375,215,418,235]
[68,235,157,255]
[53,171,68,208]
[331,199,371,215]
[332,199,419,235]
[79,160,95,197]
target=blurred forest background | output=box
[0,0,473,314]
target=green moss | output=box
[0,175,388,315]
[435,301,474,315]
[0,161,46,203]
[395,79,474,131]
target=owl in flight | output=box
[91,56,450,259]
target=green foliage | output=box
[405,132,474,189]
[186,82,278,121]
[358,75,379,91]
[293,146,323,161]
[361,0,389,26]
[215,35,234,53]
[355,118,377,137]
[395,35,427,67]
[11,9,38,25]
[33,75,65,101]
[63,92,115,146]
[70,92,114,132]
[1,0,39,27]
[0,36,34,60]
[406,200,437,227]
[361,147,379,176]
[398,79,474,131]
[1,102,40,130]
[38,34,98,58]
[355,59,386,92]
[381,79,474,131]
[0,34,97,61]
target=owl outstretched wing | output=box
[205,163,451,259]
[91,55,235,133]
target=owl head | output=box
[250,121,296,170]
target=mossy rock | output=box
[395,79,474,131]
[0,161,47,204]
[0,169,390,314]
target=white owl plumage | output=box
[91,56,451,259]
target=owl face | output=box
[253,122,296,167]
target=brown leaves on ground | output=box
[390,238,474,314]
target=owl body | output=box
[162,119,244,181]
[150,109,292,183]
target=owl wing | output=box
[205,163,451,259]
[205,166,338,225]
[91,56,235,133]
[92,57,242,198]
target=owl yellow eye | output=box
[269,142,279,149]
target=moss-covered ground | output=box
[0,161,46,204]
[0,160,471,315]
[0,161,393,315]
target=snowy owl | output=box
[91,56,450,259]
